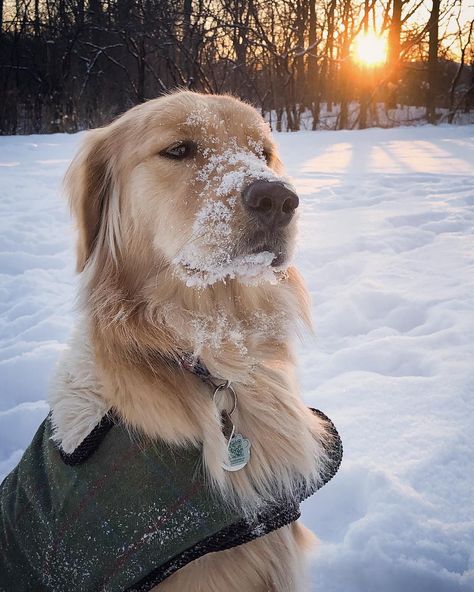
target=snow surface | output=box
[1,125,473,590]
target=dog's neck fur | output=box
[50,258,327,509]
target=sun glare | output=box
[353,31,387,67]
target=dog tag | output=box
[218,395,250,471]
[222,433,251,472]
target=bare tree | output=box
[0,0,472,134]
[387,0,403,107]
[307,0,321,129]
[447,16,474,123]
[426,0,440,123]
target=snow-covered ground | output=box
[1,125,473,590]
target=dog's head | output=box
[66,91,299,288]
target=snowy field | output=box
[1,125,473,591]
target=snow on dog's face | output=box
[66,92,299,287]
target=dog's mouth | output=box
[244,231,290,269]
[247,244,286,267]
[172,212,293,287]
[173,237,289,288]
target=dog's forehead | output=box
[115,94,274,165]
[179,102,268,143]
[141,94,269,146]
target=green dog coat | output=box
[0,409,342,592]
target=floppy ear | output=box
[65,128,114,272]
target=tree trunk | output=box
[295,0,307,114]
[358,0,370,129]
[387,0,402,108]
[231,0,248,95]
[182,0,193,86]
[338,0,352,129]
[325,0,336,111]
[465,57,474,113]
[137,36,146,103]
[307,0,320,129]
[276,108,283,132]
[448,19,473,123]
[426,0,440,124]
[34,0,40,37]
[388,0,402,68]
[76,0,84,27]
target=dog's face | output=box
[67,92,299,287]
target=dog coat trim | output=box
[59,412,116,466]
[0,410,342,592]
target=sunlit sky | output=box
[351,1,473,64]
[352,31,388,67]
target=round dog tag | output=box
[222,433,251,471]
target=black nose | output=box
[241,180,299,228]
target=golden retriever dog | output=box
[45,91,339,591]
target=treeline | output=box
[0,0,473,134]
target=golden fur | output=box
[63,91,332,591]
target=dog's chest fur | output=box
[51,294,324,513]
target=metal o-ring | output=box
[212,381,237,416]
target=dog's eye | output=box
[160,141,196,160]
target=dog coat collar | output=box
[0,410,342,592]
[178,352,226,389]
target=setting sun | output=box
[353,31,387,67]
